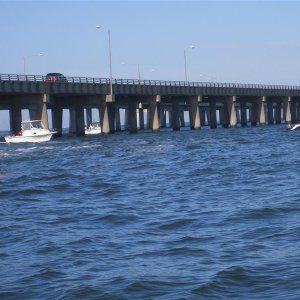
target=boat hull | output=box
[4,133,53,143]
[85,129,102,135]
[290,124,300,131]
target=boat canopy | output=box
[22,120,45,130]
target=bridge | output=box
[1,73,299,135]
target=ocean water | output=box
[0,126,300,300]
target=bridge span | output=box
[1,74,299,135]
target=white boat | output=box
[287,124,300,131]
[85,121,101,135]
[5,120,54,143]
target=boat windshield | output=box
[91,122,100,128]
[22,121,44,130]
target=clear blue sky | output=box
[1,0,300,129]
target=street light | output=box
[121,62,141,80]
[138,64,141,81]
[23,53,44,75]
[184,45,195,82]
[96,25,113,100]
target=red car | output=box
[44,73,67,82]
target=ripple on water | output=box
[1,127,300,299]
[193,264,299,299]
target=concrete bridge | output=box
[1,73,300,136]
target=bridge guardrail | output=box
[0,73,298,91]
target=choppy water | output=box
[0,126,300,299]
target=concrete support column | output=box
[10,105,22,134]
[227,96,237,127]
[240,102,247,127]
[200,108,206,126]
[209,102,217,129]
[180,108,185,127]
[101,103,111,134]
[29,94,49,130]
[52,106,63,136]
[236,106,241,124]
[258,96,266,126]
[124,108,129,131]
[296,101,300,122]
[69,107,76,134]
[138,108,144,130]
[86,108,92,127]
[251,102,258,126]
[219,109,223,126]
[291,101,297,123]
[41,95,49,130]
[100,102,115,134]
[284,96,292,125]
[115,107,121,132]
[39,94,49,130]
[75,104,85,136]
[222,102,229,128]
[172,103,181,131]
[160,109,166,128]
[149,95,160,132]
[145,109,150,129]
[168,111,173,128]
[267,101,274,125]
[128,103,138,133]
[189,96,201,130]
[108,103,115,133]
[275,102,282,124]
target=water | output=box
[0,126,300,299]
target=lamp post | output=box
[23,53,44,75]
[184,45,195,82]
[96,25,113,99]
[138,64,141,81]
[121,62,141,80]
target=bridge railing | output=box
[0,74,110,84]
[0,73,298,91]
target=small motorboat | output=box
[85,121,101,135]
[287,124,300,131]
[4,120,55,143]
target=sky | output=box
[1,0,300,129]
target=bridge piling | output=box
[10,105,22,135]
[209,102,217,129]
[86,108,92,128]
[172,103,181,131]
[240,102,247,126]
[189,96,201,130]
[148,96,160,133]
[228,96,237,128]
[284,96,292,125]
[128,102,138,133]
[52,106,63,136]
[258,96,266,126]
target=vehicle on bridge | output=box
[4,120,55,143]
[44,72,67,82]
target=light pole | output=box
[138,64,141,81]
[96,25,113,99]
[23,53,44,75]
[184,45,195,82]
[121,62,141,80]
